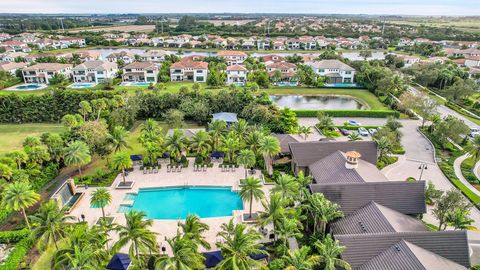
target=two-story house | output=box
[59,37,86,47]
[217,51,248,66]
[0,62,27,75]
[226,65,248,85]
[22,63,72,84]
[266,62,298,83]
[306,60,355,84]
[72,60,118,84]
[140,50,168,62]
[170,60,208,83]
[122,62,159,83]
[106,51,136,64]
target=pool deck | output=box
[68,158,273,255]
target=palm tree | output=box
[63,141,91,178]
[113,210,158,258]
[296,171,313,202]
[216,220,267,270]
[304,193,343,235]
[376,137,392,161]
[259,135,280,175]
[275,218,303,249]
[111,151,133,184]
[191,130,211,158]
[240,177,265,219]
[317,112,334,132]
[0,164,13,181]
[109,126,130,153]
[90,188,112,220]
[6,150,28,169]
[447,208,475,230]
[53,245,99,270]
[347,132,362,141]
[155,233,205,270]
[26,145,51,166]
[221,133,240,164]
[237,149,256,179]
[165,129,187,163]
[314,234,351,270]
[245,130,265,155]
[282,246,319,270]
[1,181,40,229]
[30,200,74,250]
[272,174,299,203]
[178,214,211,250]
[298,126,312,140]
[78,100,92,121]
[208,120,227,151]
[468,135,480,162]
[258,193,285,238]
[91,98,108,120]
[232,119,249,141]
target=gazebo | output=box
[106,253,131,270]
[212,112,238,125]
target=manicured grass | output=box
[31,240,68,270]
[0,123,66,155]
[264,87,388,110]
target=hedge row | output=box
[0,237,32,270]
[0,229,30,244]
[293,110,400,118]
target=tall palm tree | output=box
[0,163,13,181]
[78,100,92,121]
[109,126,130,153]
[191,130,212,158]
[258,193,285,237]
[245,130,265,155]
[216,220,267,270]
[314,234,351,270]
[295,171,313,202]
[376,137,392,161]
[178,214,211,250]
[259,135,280,175]
[1,181,40,229]
[6,150,28,169]
[208,120,227,151]
[113,210,158,258]
[298,126,312,140]
[468,135,480,162]
[316,112,334,132]
[30,200,74,250]
[53,245,99,270]
[221,133,240,164]
[155,233,205,270]
[63,141,91,178]
[240,177,265,219]
[237,149,256,179]
[304,193,343,235]
[90,188,112,220]
[111,151,133,184]
[26,145,51,166]
[232,119,249,142]
[282,246,319,270]
[165,129,187,163]
[275,218,303,250]
[272,174,299,203]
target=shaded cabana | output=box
[203,250,224,269]
[106,253,131,270]
[130,155,143,166]
[210,151,225,159]
[212,112,238,125]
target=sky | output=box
[0,0,479,15]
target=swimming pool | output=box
[121,82,151,86]
[275,81,299,87]
[122,186,243,219]
[68,83,96,88]
[14,84,43,90]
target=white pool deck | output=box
[68,159,273,255]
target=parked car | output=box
[358,127,369,136]
[348,120,361,126]
[368,128,377,135]
[470,128,480,137]
[339,128,350,136]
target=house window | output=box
[146,77,155,82]
[196,76,204,81]
[47,72,54,75]
[345,71,351,74]
[196,70,203,73]
[344,78,352,83]
[147,70,153,74]
[319,69,325,73]
[126,69,132,72]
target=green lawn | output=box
[264,87,388,110]
[0,123,66,155]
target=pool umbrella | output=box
[106,253,131,270]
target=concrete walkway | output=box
[453,154,480,197]
[474,160,480,180]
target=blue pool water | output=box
[125,186,243,219]
[324,83,359,88]
[69,83,95,88]
[130,82,150,86]
[275,81,298,87]
[15,84,42,90]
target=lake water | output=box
[271,95,365,110]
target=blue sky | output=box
[1,0,479,15]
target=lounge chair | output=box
[143,167,147,174]
[178,166,182,172]
[154,166,158,173]
[203,165,207,172]
[149,167,153,174]
[193,164,197,172]
[232,166,236,172]
[221,164,224,172]
[167,166,171,173]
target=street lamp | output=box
[418,164,428,180]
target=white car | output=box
[358,127,369,136]
[368,128,377,135]
[470,128,480,138]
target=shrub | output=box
[293,110,400,118]
[0,237,32,270]
[0,229,29,244]
[194,156,204,165]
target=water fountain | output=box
[52,179,85,213]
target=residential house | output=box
[399,55,421,67]
[59,37,86,48]
[299,36,316,50]
[266,62,298,82]
[217,51,248,66]
[242,38,256,50]
[260,55,286,65]
[0,40,31,53]
[425,56,450,64]
[22,63,72,84]
[1,52,28,62]
[273,41,286,50]
[170,60,208,83]
[0,62,27,75]
[465,56,480,68]
[140,50,168,62]
[77,51,102,62]
[286,38,301,50]
[0,33,11,41]
[72,60,118,84]
[305,59,355,84]
[256,39,271,50]
[398,37,414,47]
[226,64,247,85]
[122,62,158,83]
[106,51,136,64]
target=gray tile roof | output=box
[290,141,377,167]
[331,201,428,235]
[305,59,355,71]
[309,181,426,215]
[308,151,387,184]
[357,240,467,270]
[336,231,470,269]
[273,134,299,153]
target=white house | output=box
[0,62,27,75]
[226,65,248,85]
[22,63,72,84]
[267,62,298,82]
[306,60,355,84]
[72,60,118,84]
[140,50,168,62]
[170,60,208,83]
[217,51,248,66]
[399,55,421,68]
[465,56,480,68]
[122,62,159,83]
[59,37,86,47]
[106,51,136,64]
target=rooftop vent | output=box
[345,151,361,169]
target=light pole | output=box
[418,163,428,180]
